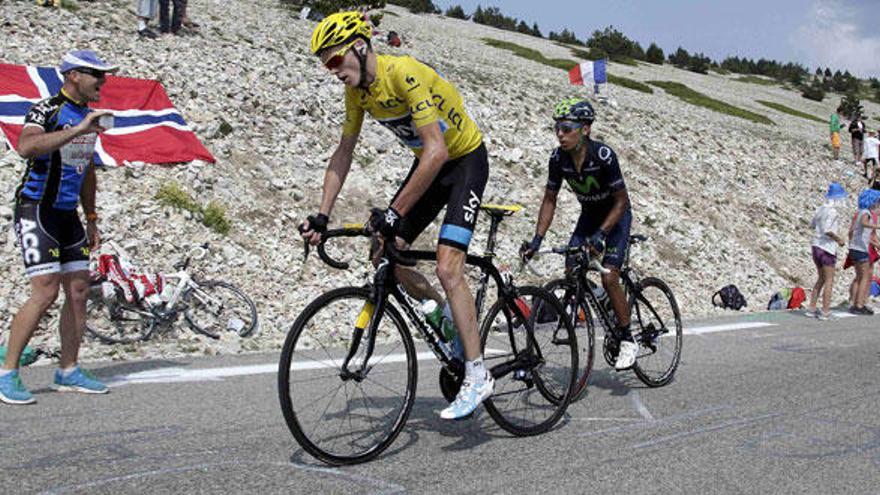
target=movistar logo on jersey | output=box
[568,175,600,194]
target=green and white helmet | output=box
[553,97,595,124]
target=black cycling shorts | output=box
[13,199,90,278]
[392,143,489,252]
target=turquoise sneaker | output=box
[52,366,109,394]
[0,370,36,405]
[440,375,494,420]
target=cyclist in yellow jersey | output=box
[299,12,493,419]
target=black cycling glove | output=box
[368,207,401,239]
[299,213,329,235]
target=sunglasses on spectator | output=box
[74,68,107,78]
[322,40,359,70]
[554,121,584,134]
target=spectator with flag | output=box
[0,50,115,405]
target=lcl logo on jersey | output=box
[462,190,481,224]
[16,218,42,264]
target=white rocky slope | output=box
[1,0,877,361]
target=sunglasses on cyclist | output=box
[554,121,584,134]
[322,40,359,70]
[73,68,108,78]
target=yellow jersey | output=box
[342,54,483,160]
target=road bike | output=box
[278,206,578,465]
[85,242,258,343]
[530,234,682,400]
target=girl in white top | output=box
[806,183,847,319]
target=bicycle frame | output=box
[337,244,536,384]
[559,242,670,347]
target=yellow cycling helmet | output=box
[310,11,372,55]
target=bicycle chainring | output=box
[439,367,463,403]
[602,333,620,367]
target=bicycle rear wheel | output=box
[85,285,156,344]
[184,280,258,338]
[480,285,577,436]
[544,278,595,402]
[278,286,416,466]
[630,277,682,387]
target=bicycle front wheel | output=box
[184,281,258,338]
[630,277,682,387]
[85,286,156,344]
[481,285,578,436]
[278,286,417,466]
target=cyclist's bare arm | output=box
[388,121,448,216]
[318,133,359,217]
[598,189,631,234]
[302,133,359,243]
[534,188,559,238]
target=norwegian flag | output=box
[0,63,215,166]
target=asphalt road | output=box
[3,310,880,494]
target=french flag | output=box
[568,59,607,86]
[0,63,215,166]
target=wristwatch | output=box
[86,212,98,222]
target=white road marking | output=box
[830,311,857,319]
[684,322,776,335]
[568,417,642,422]
[106,349,506,387]
[631,391,655,421]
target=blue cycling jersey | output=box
[15,90,97,211]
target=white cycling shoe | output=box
[615,341,638,370]
[440,375,495,420]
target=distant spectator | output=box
[136,0,159,39]
[180,0,201,31]
[387,31,402,47]
[865,130,880,188]
[35,0,60,6]
[846,189,880,314]
[849,114,866,169]
[829,111,844,160]
[806,183,847,320]
[158,0,184,35]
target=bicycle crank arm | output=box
[489,352,542,381]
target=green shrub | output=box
[387,0,437,13]
[607,75,653,94]
[801,80,825,102]
[155,182,201,214]
[444,4,467,19]
[482,38,576,72]
[156,182,232,235]
[837,93,863,118]
[202,202,231,235]
[647,80,774,125]
[586,26,644,61]
[734,75,777,86]
[755,100,824,123]
[645,43,664,65]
